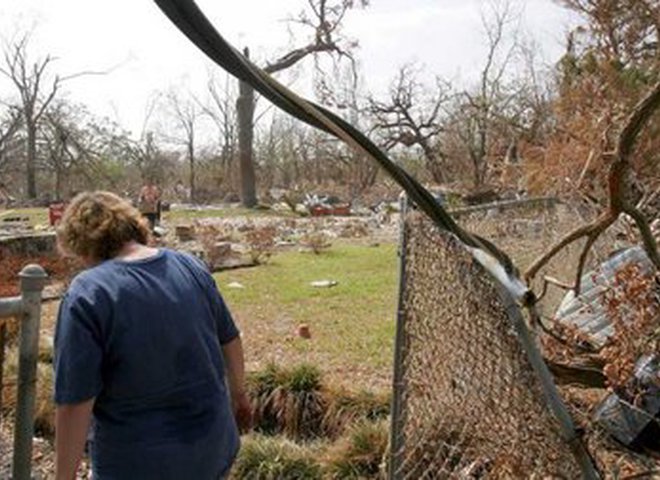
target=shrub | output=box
[245,226,277,265]
[300,231,332,255]
[325,420,389,479]
[231,434,323,480]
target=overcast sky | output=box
[0,0,579,137]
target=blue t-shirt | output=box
[54,249,240,480]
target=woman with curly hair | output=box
[54,191,251,480]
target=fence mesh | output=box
[390,202,591,479]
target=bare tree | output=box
[237,0,369,207]
[121,95,168,189]
[201,72,238,193]
[237,50,258,207]
[368,64,452,184]
[0,106,22,174]
[448,0,521,189]
[167,90,201,203]
[40,101,103,199]
[333,65,379,197]
[42,104,82,199]
[0,34,60,198]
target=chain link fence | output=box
[389,198,599,479]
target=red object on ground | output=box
[48,203,66,226]
[309,204,351,217]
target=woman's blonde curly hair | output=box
[57,191,151,261]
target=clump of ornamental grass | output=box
[324,420,389,479]
[2,348,55,437]
[249,363,327,441]
[231,434,323,480]
[322,389,390,440]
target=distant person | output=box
[54,191,251,480]
[138,180,161,230]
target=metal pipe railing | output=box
[0,264,48,480]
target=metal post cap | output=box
[19,264,48,291]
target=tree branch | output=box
[526,81,660,287]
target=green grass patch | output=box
[217,243,398,372]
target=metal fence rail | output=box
[390,204,597,479]
[0,264,47,480]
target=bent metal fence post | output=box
[390,202,598,479]
[0,264,48,480]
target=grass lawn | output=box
[1,205,291,228]
[217,242,399,391]
[38,241,399,392]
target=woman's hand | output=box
[55,399,95,480]
[222,337,252,433]
[231,391,253,433]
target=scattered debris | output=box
[594,355,660,448]
[553,245,660,452]
[310,280,338,288]
[175,224,195,242]
[555,246,656,348]
[153,225,167,237]
[304,194,351,217]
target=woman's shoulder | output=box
[163,248,211,275]
[163,247,198,263]
[66,260,118,294]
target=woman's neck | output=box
[115,241,159,261]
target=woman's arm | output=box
[221,336,252,432]
[55,398,94,480]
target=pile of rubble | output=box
[547,239,660,471]
[161,213,398,272]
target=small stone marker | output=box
[296,324,311,339]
